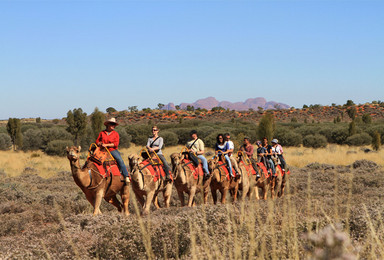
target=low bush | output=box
[160,131,178,147]
[22,129,43,151]
[0,133,12,150]
[45,140,74,156]
[345,133,372,146]
[303,134,327,148]
[274,129,302,147]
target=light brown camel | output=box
[170,152,211,207]
[271,156,287,199]
[236,151,253,200]
[128,154,173,215]
[209,156,240,204]
[253,161,271,200]
[66,146,130,216]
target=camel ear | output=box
[78,146,81,152]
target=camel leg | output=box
[203,190,209,204]
[211,188,218,205]
[221,188,228,204]
[136,194,145,207]
[270,178,276,199]
[187,186,197,207]
[177,190,185,207]
[232,186,239,203]
[143,192,155,215]
[93,190,104,215]
[164,185,172,208]
[121,185,130,216]
[153,194,161,209]
[105,195,122,212]
[254,186,260,201]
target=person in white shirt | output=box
[224,133,240,176]
[271,139,286,172]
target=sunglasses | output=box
[152,129,158,131]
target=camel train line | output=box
[66,144,288,216]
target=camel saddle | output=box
[139,159,173,182]
[216,161,239,180]
[239,160,256,176]
[88,146,121,178]
[257,162,271,178]
[277,165,290,176]
[182,159,204,179]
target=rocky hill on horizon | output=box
[162,97,290,111]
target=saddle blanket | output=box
[257,162,271,178]
[183,159,204,179]
[92,161,121,178]
[140,159,172,182]
[217,162,239,180]
[239,160,256,175]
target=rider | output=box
[224,133,240,177]
[186,130,210,178]
[262,137,276,177]
[146,125,172,182]
[96,118,130,183]
[240,137,260,178]
[271,139,286,172]
[215,134,234,178]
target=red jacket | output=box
[96,130,119,152]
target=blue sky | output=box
[1,0,383,119]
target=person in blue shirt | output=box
[215,134,234,177]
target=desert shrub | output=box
[21,123,39,133]
[330,126,349,144]
[0,133,12,150]
[115,127,132,148]
[173,128,192,145]
[345,133,372,146]
[80,126,95,149]
[45,140,74,156]
[303,134,327,148]
[126,125,151,145]
[160,131,178,147]
[274,129,302,147]
[41,127,73,148]
[296,125,319,137]
[257,113,275,140]
[372,131,381,151]
[22,129,43,151]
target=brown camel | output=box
[236,152,253,200]
[170,152,211,207]
[253,162,271,200]
[209,156,240,204]
[66,146,130,216]
[128,154,173,215]
[271,157,287,199]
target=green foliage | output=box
[303,134,327,148]
[157,103,165,110]
[362,114,372,124]
[6,118,23,150]
[45,140,74,156]
[125,125,151,145]
[142,108,152,113]
[345,100,355,107]
[22,129,43,151]
[128,106,138,113]
[186,105,195,112]
[115,127,132,148]
[291,117,298,123]
[348,121,357,136]
[345,133,372,146]
[0,133,12,150]
[90,107,105,139]
[160,131,178,147]
[274,129,302,147]
[41,127,73,149]
[372,131,381,151]
[106,107,117,113]
[257,113,275,140]
[66,108,87,145]
[346,106,357,120]
[330,127,349,144]
[36,117,41,123]
[211,106,225,112]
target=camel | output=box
[209,155,240,204]
[66,146,129,216]
[170,152,211,207]
[236,151,253,200]
[128,153,173,215]
[271,156,287,199]
[252,161,271,200]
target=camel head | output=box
[128,154,141,170]
[170,152,182,168]
[207,156,219,172]
[66,146,81,162]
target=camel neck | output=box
[70,160,91,188]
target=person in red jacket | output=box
[96,118,130,183]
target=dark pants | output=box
[158,154,171,177]
[111,150,129,178]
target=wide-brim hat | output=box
[104,118,119,126]
[271,139,278,144]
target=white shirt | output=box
[227,140,235,157]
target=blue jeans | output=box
[267,158,276,175]
[157,154,171,177]
[278,155,286,170]
[111,150,129,178]
[197,155,209,175]
[224,154,234,177]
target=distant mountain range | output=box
[162,97,290,111]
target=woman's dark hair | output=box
[216,134,224,144]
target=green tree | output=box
[175,105,180,110]
[372,131,381,151]
[128,106,138,113]
[362,113,372,124]
[257,113,275,140]
[345,100,355,107]
[36,117,41,123]
[346,106,357,120]
[90,107,104,139]
[66,108,87,145]
[157,103,165,110]
[6,118,23,150]
[348,120,357,136]
[106,107,117,113]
